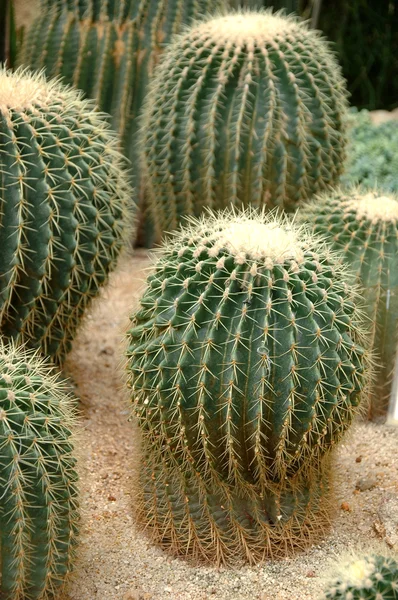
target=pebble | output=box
[356,477,377,492]
[377,494,398,547]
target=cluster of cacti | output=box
[126,208,370,563]
[21,0,227,164]
[342,109,398,193]
[140,10,348,239]
[0,66,132,364]
[299,189,398,418]
[0,341,79,599]
[322,554,398,600]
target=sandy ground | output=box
[62,251,398,600]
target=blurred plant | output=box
[342,109,398,193]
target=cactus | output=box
[342,109,398,193]
[322,554,398,600]
[0,66,132,363]
[140,10,348,240]
[299,189,398,418]
[0,341,79,599]
[21,0,227,161]
[126,208,370,564]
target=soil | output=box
[62,251,398,600]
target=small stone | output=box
[356,477,377,492]
[355,455,362,463]
[377,494,398,547]
[341,502,351,512]
[306,570,316,577]
[108,494,117,501]
[164,586,173,593]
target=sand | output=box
[62,251,398,600]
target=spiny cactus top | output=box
[126,208,369,563]
[0,67,132,363]
[299,189,398,418]
[0,342,79,600]
[140,10,348,238]
[323,554,398,600]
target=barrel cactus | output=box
[21,0,227,162]
[126,208,369,564]
[299,189,398,418]
[0,66,132,363]
[140,10,348,240]
[322,554,398,600]
[0,341,79,599]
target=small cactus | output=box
[126,208,369,564]
[0,67,132,363]
[299,189,398,418]
[322,554,398,600]
[140,10,348,240]
[0,341,79,599]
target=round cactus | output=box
[0,67,132,363]
[0,341,79,599]
[140,10,348,240]
[322,554,398,600]
[299,189,398,418]
[126,208,369,563]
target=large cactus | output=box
[299,189,398,418]
[126,208,369,564]
[140,10,348,240]
[322,554,398,600]
[21,0,227,161]
[0,341,79,599]
[0,67,132,363]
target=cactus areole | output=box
[0,67,132,363]
[126,209,369,563]
[141,10,348,238]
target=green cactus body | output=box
[140,11,348,240]
[21,0,227,159]
[323,554,398,600]
[299,189,398,418]
[0,67,132,363]
[126,208,369,563]
[0,342,79,600]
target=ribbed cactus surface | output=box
[0,342,79,600]
[126,208,369,564]
[323,554,398,600]
[140,10,348,239]
[299,189,398,418]
[0,67,131,363]
[21,0,227,158]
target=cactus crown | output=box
[342,191,398,222]
[323,554,398,600]
[194,11,295,41]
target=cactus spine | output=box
[140,10,348,240]
[299,189,398,418]
[0,67,132,363]
[322,554,398,600]
[126,208,369,564]
[21,0,227,162]
[0,341,79,599]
